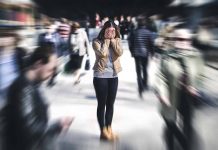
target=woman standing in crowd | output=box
[92,20,123,141]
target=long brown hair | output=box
[97,20,120,40]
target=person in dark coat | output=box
[128,15,154,98]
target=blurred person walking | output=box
[95,13,102,28]
[57,18,71,42]
[128,15,154,98]
[126,16,134,36]
[114,16,119,26]
[92,20,123,141]
[66,22,90,85]
[85,15,91,41]
[2,44,74,150]
[102,17,109,28]
[0,28,27,103]
[38,22,64,87]
[119,15,126,40]
[120,16,133,40]
[155,27,204,150]
[38,22,63,57]
[57,18,71,56]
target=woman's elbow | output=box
[94,51,107,58]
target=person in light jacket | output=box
[92,20,123,141]
[156,28,204,150]
[67,22,89,85]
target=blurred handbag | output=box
[85,56,90,70]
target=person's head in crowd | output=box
[137,15,146,27]
[173,28,193,50]
[120,15,124,22]
[27,43,57,82]
[127,16,132,22]
[60,18,68,24]
[44,22,56,34]
[97,20,120,40]
[71,22,81,32]
[161,23,176,49]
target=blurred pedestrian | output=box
[0,27,27,103]
[114,16,119,26]
[126,16,134,36]
[102,17,109,28]
[58,18,71,42]
[92,20,123,141]
[128,15,154,98]
[149,14,164,33]
[66,22,90,85]
[156,28,204,150]
[38,22,64,87]
[85,15,91,41]
[95,13,101,28]
[2,44,74,150]
[119,15,126,39]
[57,18,71,55]
[38,22,62,57]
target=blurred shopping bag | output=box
[85,56,90,70]
[80,54,90,72]
[148,55,160,89]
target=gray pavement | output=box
[44,41,218,150]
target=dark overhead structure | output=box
[33,0,218,30]
[33,0,173,19]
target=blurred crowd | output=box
[0,6,218,150]
[0,17,91,101]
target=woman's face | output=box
[104,27,116,39]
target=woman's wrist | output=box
[104,39,110,47]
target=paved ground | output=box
[44,41,218,150]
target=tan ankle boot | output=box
[107,126,119,140]
[100,127,112,140]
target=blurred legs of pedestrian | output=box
[164,119,187,150]
[73,54,88,85]
[47,56,65,87]
[122,34,124,40]
[163,90,193,150]
[178,89,193,150]
[73,69,82,85]
[134,56,148,98]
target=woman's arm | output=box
[92,39,110,58]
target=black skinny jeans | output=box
[93,77,118,130]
